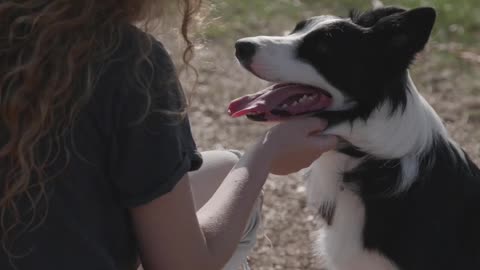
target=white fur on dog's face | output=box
[236,16,353,111]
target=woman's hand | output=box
[257,118,338,175]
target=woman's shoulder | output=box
[92,23,185,129]
[95,23,181,95]
[107,23,175,77]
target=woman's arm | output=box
[130,118,337,270]
[130,146,269,270]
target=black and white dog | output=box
[229,6,480,270]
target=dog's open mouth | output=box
[228,83,332,121]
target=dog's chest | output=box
[305,150,479,270]
[305,156,399,270]
[306,153,406,269]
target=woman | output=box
[0,0,338,269]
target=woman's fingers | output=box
[309,135,339,151]
[276,117,328,134]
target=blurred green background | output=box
[207,0,480,45]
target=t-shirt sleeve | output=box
[108,35,202,208]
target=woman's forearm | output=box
[196,141,271,269]
[195,118,335,269]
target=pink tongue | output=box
[228,84,331,118]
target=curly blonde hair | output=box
[0,0,203,257]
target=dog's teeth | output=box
[292,101,298,106]
[300,96,307,103]
[282,104,288,109]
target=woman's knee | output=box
[189,150,242,209]
[203,150,241,170]
[195,150,239,177]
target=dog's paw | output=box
[318,200,336,225]
[306,175,338,225]
[305,153,342,197]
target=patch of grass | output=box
[207,0,479,45]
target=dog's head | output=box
[228,6,436,124]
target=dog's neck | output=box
[327,72,449,159]
[325,72,456,190]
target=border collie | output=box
[228,6,480,270]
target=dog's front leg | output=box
[304,151,356,225]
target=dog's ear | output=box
[350,6,406,27]
[372,7,436,55]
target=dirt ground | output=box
[165,14,480,269]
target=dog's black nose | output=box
[235,41,257,62]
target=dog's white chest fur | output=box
[306,152,399,270]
